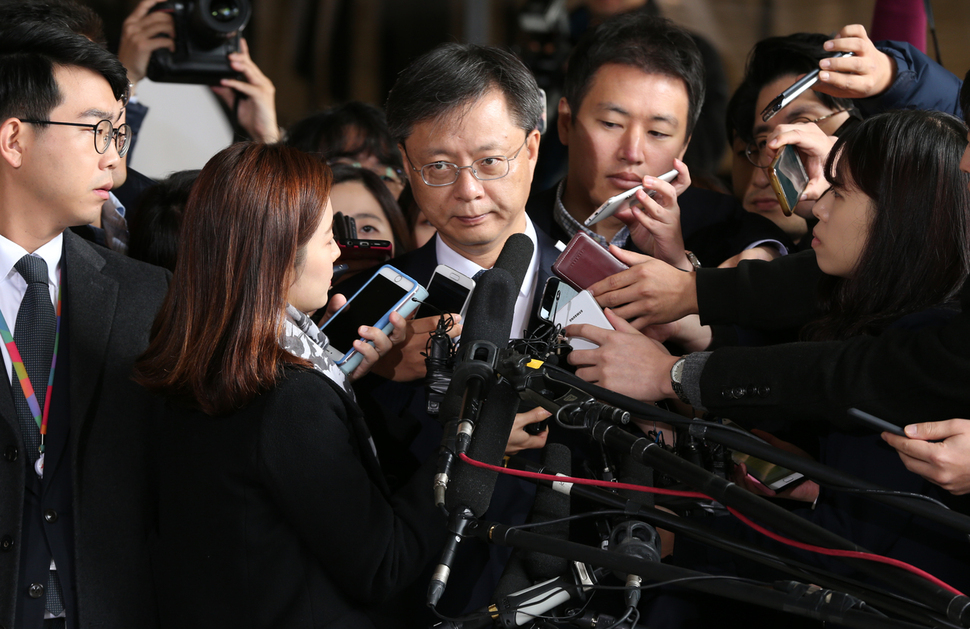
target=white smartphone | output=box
[321,265,428,373]
[585,168,678,226]
[553,289,614,350]
[414,264,476,319]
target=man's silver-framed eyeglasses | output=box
[405,136,528,187]
[744,110,847,169]
[19,119,132,157]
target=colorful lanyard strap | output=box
[0,267,62,454]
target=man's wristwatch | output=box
[684,250,701,271]
[670,356,691,404]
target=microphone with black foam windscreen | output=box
[493,444,576,627]
[433,232,537,506]
[433,267,518,507]
[442,444,577,628]
[429,239,530,607]
[426,233,531,422]
[428,338,519,607]
[492,232,534,294]
[610,454,660,609]
[522,443,571,582]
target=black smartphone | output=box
[847,408,907,437]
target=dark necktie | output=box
[12,254,64,616]
[13,254,55,462]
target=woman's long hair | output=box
[135,143,333,415]
[802,110,970,341]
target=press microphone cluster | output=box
[429,233,535,608]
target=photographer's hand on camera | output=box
[118,0,176,91]
[212,38,281,143]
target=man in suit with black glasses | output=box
[0,23,168,629]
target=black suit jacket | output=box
[0,230,170,629]
[150,368,447,629]
[526,183,794,267]
[691,250,970,429]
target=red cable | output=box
[459,452,707,500]
[726,507,964,597]
[458,453,966,597]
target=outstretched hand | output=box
[588,246,698,329]
[883,419,970,495]
[815,24,897,100]
[565,308,678,403]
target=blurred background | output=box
[82,0,970,179]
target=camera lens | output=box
[209,1,240,22]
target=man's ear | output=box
[557,97,572,146]
[0,118,26,168]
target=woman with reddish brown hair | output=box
[136,142,447,628]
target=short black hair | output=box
[736,32,857,140]
[0,0,106,46]
[563,13,706,139]
[725,79,759,144]
[129,170,200,272]
[0,21,128,125]
[385,43,542,143]
[286,101,402,170]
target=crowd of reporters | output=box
[3,0,970,627]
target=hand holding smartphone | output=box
[320,265,428,373]
[585,168,678,226]
[552,232,628,291]
[768,144,809,216]
[553,289,614,350]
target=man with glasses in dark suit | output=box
[0,23,168,629]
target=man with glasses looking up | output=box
[0,22,169,629]
[337,43,561,619]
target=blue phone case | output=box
[327,265,428,374]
